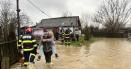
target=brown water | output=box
[11,38,131,69]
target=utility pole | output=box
[16,0,20,40]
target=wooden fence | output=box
[0,40,19,69]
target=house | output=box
[35,16,81,34]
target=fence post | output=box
[0,55,1,69]
[1,57,9,69]
[0,61,1,69]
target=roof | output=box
[36,16,81,28]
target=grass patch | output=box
[70,36,98,46]
[84,37,98,46]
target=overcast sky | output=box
[8,0,103,24]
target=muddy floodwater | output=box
[11,38,131,69]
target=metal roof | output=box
[36,16,81,28]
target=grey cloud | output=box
[6,0,103,23]
[29,0,68,12]
[20,0,69,18]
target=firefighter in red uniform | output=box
[17,26,38,66]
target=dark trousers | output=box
[64,38,70,45]
[76,34,79,41]
[24,51,35,64]
[24,51,31,64]
[44,51,52,63]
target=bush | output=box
[83,26,91,41]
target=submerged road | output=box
[11,38,131,69]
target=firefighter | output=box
[63,28,71,45]
[17,26,38,66]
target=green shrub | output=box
[83,26,91,41]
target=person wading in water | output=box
[41,28,58,64]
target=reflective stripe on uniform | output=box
[22,40,33,43]
[23,48,34,51]
[65,42,70,43]
[33,44,37,47]
[65,37,70,38]
[64,34,69,35]
[24,62,29,65]
[17,45,21,47]
[17,42,21,47]
[30,53,36,56]
[32,40,36,42]
[19,40,22,42]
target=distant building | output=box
[35,16,81,34]
[119,28,131,38]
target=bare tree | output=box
[81,14,91,28]
[94,0,131,32]
[20,13,32,27]
[62,11,72,17]
[0,0,16,41]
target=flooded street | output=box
[11,38,131,69]
[86,38,131,69]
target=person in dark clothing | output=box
[41,29,58,63]
[42,35,52,63]
[44,50,52,63]
[75,34,79,41]
[75,29,80,41]
[70,33,76,41]
[56,32,60,40]
[54,32,59,40]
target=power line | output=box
[27,0,50,17]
